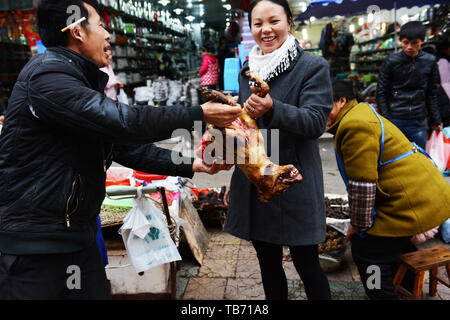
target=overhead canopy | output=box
[296,0,450,21]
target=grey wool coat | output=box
[224,42,333,246]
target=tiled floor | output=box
[176,228,450,300]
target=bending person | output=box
[327,79,450,300]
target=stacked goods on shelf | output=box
[0,9,33,107]
[99,1,199,90]
[131,77,199,107]
[352,4,449,91]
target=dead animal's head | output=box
[273,165,302,193]
[257,164,303,202]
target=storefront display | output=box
[98,1,200,97]
[297,3,449,103]
[0,0,208,109]
[0,9,34,107]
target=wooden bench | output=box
[393,246,450,300]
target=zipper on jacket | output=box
[65,175,82,228]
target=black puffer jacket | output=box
[376,50,442,126]
[0,47,200,254]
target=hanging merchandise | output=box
[426,130,450,173]
[118,188,182,273]
[21,10,41,55]
[153,8,158,24]
[117,88,129,105]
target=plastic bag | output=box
[445,127,450,170]
[118,188,181,273]
[117,88,129,105]
[410,227,439,245]
[425,130,450,173]
[106,167,135,187]
[326,217,351,235]
[442,218,450,243]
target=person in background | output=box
[224,0,332,300]
[100,48,123,101]
[436,41,450,127]
[93,47,125,267]
[327,79,450,300]
[376,21,443,149]
[218,36,233,90]
[0,0,240,300]
[199,43,219,92]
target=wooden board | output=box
[179,195,210,265]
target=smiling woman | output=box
[224,0,334,302]
[248,0,293,55]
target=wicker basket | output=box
[100,202,178,242]
[100,205,131,228]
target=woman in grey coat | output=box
[223,0,333,300]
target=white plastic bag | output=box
[326,217,351,235]
[411,227,439,245]
[118,188,181,273]
[117,88,129,105]
[426,130,449,173]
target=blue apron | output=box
[334,103,436,237]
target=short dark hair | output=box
[399,21,426,41]
[331,80,356,102]
[37,0,100,47]
[201,43,215,53]
[248,0,293,28]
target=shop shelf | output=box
[357,32,396,46]
[356,48,395,56]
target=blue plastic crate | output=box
[223,58,241,92]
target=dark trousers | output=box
[391,118,428,150]
[351,233,417,300]
[0,243,111,300]
[252,240,331,300]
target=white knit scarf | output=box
[248,34,298,82]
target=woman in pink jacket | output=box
[100,48,124,101]
[199,44,219,91]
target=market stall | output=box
[0,0,241,109]
[100,167,213,299]
[294,0,450,104]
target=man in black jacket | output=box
[0,0,241,300]
[376,21,443,149]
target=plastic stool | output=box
[393,246,450,300]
